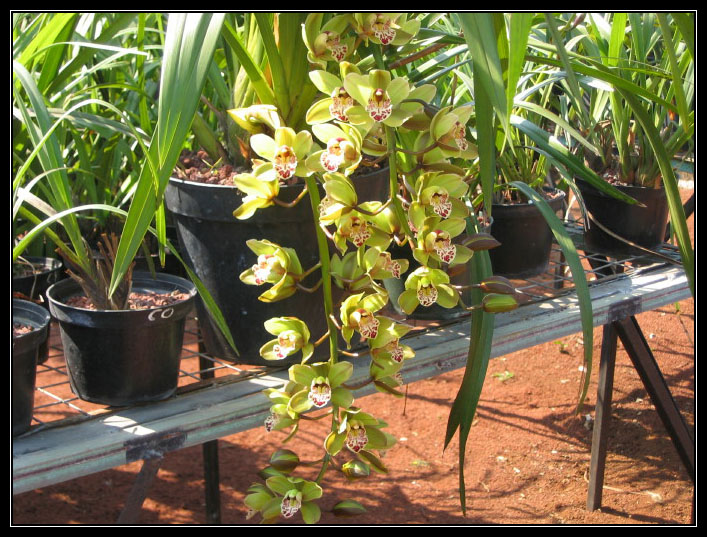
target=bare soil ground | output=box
[12,188,695,526]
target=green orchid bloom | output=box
[305,122,363,176]
[339,291,388,347]
[398,265,459,314]
[368,317,415,377]
[318,172,358,225]
[429,105,478,159]
[260,475,323,523]
[352,13,421,46]
[362,246,409,281]
[330,250,378,293]
[343,70,416,129]
[325,407,394,457]
[330,203,391,253]
[232,162,281,220]
[227,103,282,135]
[410,215,473,267]
[263,379,304,433]
[302,13,355,68]
[239,239,303,302]
[408,171,470,223]
[306,63,361,125]
[288,361,354,412]
[259,317,314,363]
[249,127,314,182]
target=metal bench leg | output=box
[117,457,164,524]
[613,316,695,479]
[586,323,618,511]
[202,441,221,524]
[199,337,222,524]
[586,315,695,512]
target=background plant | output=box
[13,13,236,346]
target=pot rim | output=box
[46,271,197,315]
[492,186,567,208]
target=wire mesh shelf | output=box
[25,220,684,434]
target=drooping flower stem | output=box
[385,125,414,241]
[304,174,338,365]
[304,173,339,487]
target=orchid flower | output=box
[398,266,459,314]
[305,122,363,176]
[259,317,314,363]
[409,215,473,268]
[306,63,361,125]
[352,13,421,46]
[429,105,478,159]
[239,239,303,302]
[227,104,281,135]
[339,291,388,347]
[249,127,313,182]
[258,475,323,523]
[343,70,415,129]
[330,204,391,253]
[407,171,470,225]
[288,361,354,413]
[232,162,281,220]
[302,13,355,68]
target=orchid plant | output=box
[232,13,518,524]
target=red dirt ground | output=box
[12,189,695,526]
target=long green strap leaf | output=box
[509,181,594,409]
[506,13,533,119]
[110,13,225,298]
[458,13,509,140]
[656,14,691,136]
[444,219,495,515]
[221,18,276,107]
[254,13,290,120]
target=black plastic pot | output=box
[12,256,64,364]
[164,167,389,366]
[488,189,566,279]
[577,180,669,258]
[47,272,196,407]
[12,299,51,436]
[12,256,64,306]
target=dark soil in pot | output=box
[488,188,566,279]
[576,179,669,258]
[46,272,196,407]
[12,299,51,436]
[165,154,389,366]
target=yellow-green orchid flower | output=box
[232,163,281,220]
[259,317,314,363]
[343,70,416,129]
[406,171,471,229]
[429,105,478,159]
[239,239,304,303]
[332,207,391,253]
[352,13,421,46]
[227,104,282,135]
[398,266,459,314]
[302,13,355,68]
[305,122,363,176]
[339,291,388,346]
[412,215,473,267]
[306,63,361,125]
[249,127,313,182]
